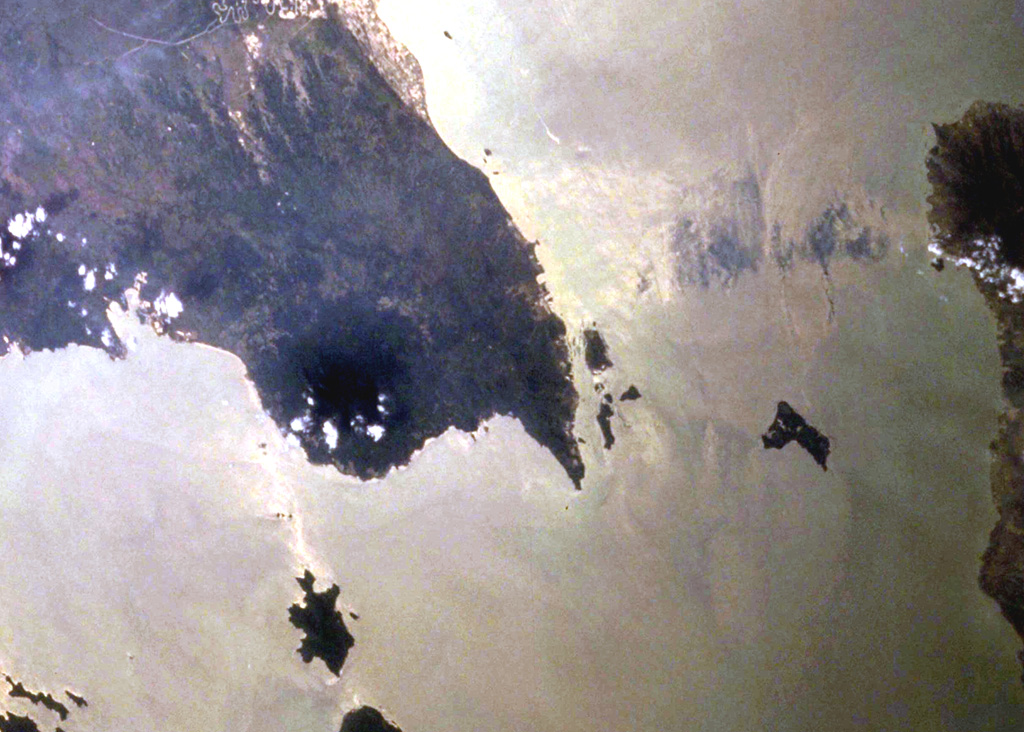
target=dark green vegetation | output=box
[760,401,830,470]
[927,102,1024,683]
[339,706,403,732]
[928,102,1024,269]
[0,0,584,487]
[288,570,355,676]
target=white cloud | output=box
[154,291,184,319]
[323,420,339,449]
[7,207,46,239]
[933,236,1024,303]
[245,33,262,58]
[7,213,33,239]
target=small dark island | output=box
[760,401,830,470]
[597,397,616,450]
[4,676,68,721]
[288,570,355,676]
[620,385,642,401]
[340,706,404,732]
[583,329,614,373]
[64,691,87,709]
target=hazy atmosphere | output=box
[0,1,1023,731]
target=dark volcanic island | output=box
[760,401,830,470]
[597,394,615,450]
[582,328,613,374]
[288,569,355,676]
[0,0,584,488]
[927,101,1024,681]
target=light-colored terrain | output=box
[1,1,1024,730]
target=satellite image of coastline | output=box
[1,0,1024,731]
[0,0,584,488]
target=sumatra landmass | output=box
[0,0,584,487]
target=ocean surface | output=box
[1,0,1024,730]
